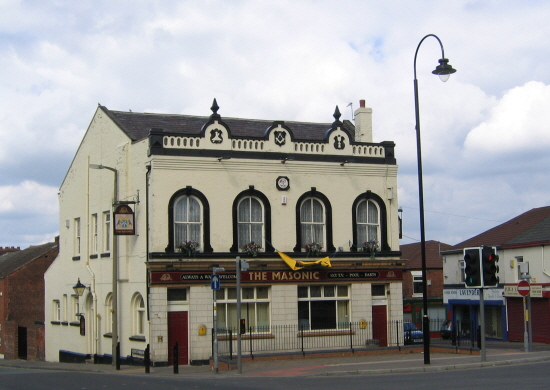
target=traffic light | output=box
[464,247,481,287]
[482,246,499,287]
[240,319,246,334]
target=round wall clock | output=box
[276,176,290,191]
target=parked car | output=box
[404,322,423,345]
[440,319,452,340]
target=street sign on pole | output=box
[518,280,530,297]
[211,275,220,290]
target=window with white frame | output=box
[174,195,202,250]
[459,259,465,283]
[72,295,80,320]
[91,213,98,255]
[298,285,349,330]
[105,294,112,334]
[53,300,61,322]
[216,287,270,331]
[132,293,145,335]
[371,284,386,297]
[516,256,525,281]
[167,288,188,302]
[356,199,379,246]
[74,218,81,255]
[62,294,67,322]
[237,196,264,250]
[103,211,111,253]
[300,198,325,250]
[411,271,423,296]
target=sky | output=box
[2,0,550,250]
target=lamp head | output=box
[73,278,86,297]
[432,58,456,82]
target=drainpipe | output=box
[86,261,98,355]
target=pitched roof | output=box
[0,241,58,278]
[451,206,550,250]
[101,105,354,143]
[400,240,451,269]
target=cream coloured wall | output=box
[148,156,399,253]
[46,107,151,361]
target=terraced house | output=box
[45,99,404,365]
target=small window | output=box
[131,293,145,336]
[91,213,98,255]
[53,300,61,321]
[72,295,80,319]
[105,294,113,334]
[168,289,188,302]
[103,211,111,253]
[412,271,423,296]
[371,284,386,297]
[74,218,81,255]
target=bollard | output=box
[144,344,150,374]
[116,342,120,371]
[173,342,179,374]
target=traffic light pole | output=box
[479,287,486,362]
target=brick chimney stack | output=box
[353,99,372,142]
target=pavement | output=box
[1,342,550,378]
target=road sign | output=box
[517,280,530,297]
[211,275,220,290]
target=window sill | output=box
[51,321,61,325]
[89,254,98,259]
[70,321,80,327]
[129,335,146,342]
[61,321,69,326]
[298,330,356,337]
[218,333,274,341]
[72,256,81,261]
[100,252,111,258]
[103,332,112,338]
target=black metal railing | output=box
[213,319,477,358]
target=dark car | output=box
[440,319,452,340]
[404,322,423,345]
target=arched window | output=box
[105,293,112,334]
[351,192,389,252]
[131,293,145,336]
[231,188,273,253]
[356,199,380,245]
[300,198,325,249]
[294,190,334,253]
[238,196,263,249]
[167,187,212,253]
[174,195,202,248]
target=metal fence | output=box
[213,319,478,359]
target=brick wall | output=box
[3,245,58,360]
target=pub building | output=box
[45,99,404,365]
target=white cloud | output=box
[465,81,550,154]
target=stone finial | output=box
[210,98,220,118]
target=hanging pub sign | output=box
[114,205,135,235]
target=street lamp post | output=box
[89,163,119,368]
[413,34,456,365]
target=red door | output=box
[372,306,388,347]
[168,312,189,365]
